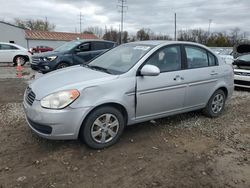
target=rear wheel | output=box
[80,106,125,149]
[56,62,69,69]
[13,56,27,66]
[203,89,226,117]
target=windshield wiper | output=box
[83,64,112,74]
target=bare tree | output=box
[122,31,128,43]
[136,28,150,41]
[85,26,103,38]
[177,28,249,47]
[103,27,119,43]
[14,18,55,31]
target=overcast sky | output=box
[0,0,249,38]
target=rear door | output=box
[182,45,220,109]
[136,45,187,119]
[0,44,18,62]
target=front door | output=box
[136,45,187,120]
[73,42,92,65]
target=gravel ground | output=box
[0,67,249,188]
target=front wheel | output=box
[203,89,226,118]
[56,62,69,69]
[80,106,125,149]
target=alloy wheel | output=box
[91,113,119,144]
[211,93,224,114]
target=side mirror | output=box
[75,48,81,53]
[140,64,160,76]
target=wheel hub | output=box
[91,114,119,144]
[211,93,224,114]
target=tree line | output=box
[13,18,249,46]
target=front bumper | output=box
[23,99,91,140]
[30,61,54,73]
[234,71,250,88]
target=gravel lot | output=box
[0,66,249,188]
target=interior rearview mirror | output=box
[140,64,160,76]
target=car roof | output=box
[73,39,115,43]
[128,40,215,54]
[129,40,208,47]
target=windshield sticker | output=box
[133,46,151,51]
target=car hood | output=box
[30,65,118,100]
[32,51,63,58]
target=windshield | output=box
[54,41,82,52]
[88,43,153,74]
[238,54,250,62]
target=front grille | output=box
[234,72,250,77]
[31,57,41,64]
[234,80,250,86]
[27,118,52,134]
[25,87,36,106]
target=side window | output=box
[185,46,208,68]
[145,45,182,72]
[92,42,107,51]
[10,45,18,50]
[78,43,90,52]
[105,42,115,49]
[208,52,217,66]
[0,44,18,50]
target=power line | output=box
[117,0,128,44]
[208,19,212,34]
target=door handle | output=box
[174,75,184,81]
[210,72,218,76]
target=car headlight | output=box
[41,89,80,109]
[45,56,57,61]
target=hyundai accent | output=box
[23,41,234,149]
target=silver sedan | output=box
[23,41,234,149]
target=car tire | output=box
[56,62,69,69]
[13,56,27,66]
[80,106,125,149]
[203,89,226,118]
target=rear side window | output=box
[208,52,217,66]
[92,42,108,51]
[185,46,208,69]
[0,44,18,50]
[105,42,115,49]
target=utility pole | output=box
[79,12,83,33]
[208,19,212,35]
[174,13,177,41]
[117,0,128,44]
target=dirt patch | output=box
[0,79,27,103]
[0,77,249,188]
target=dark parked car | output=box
[31,40,116,73]
[30,46,53,54]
